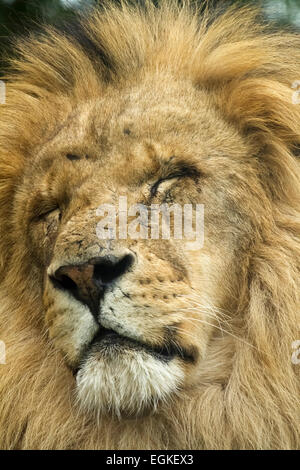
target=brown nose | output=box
[50,253,134,316]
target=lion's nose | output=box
[50,253,134,316]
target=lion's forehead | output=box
[34,76,241,175]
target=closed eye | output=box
[32,205,61,222]
[150,175,182,198]
[150,163,200,198]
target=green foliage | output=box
[0,0,300,71]
[0,0,94,68]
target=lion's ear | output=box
[191,24,300,202]
[219,77,300,149]
[216,76,300,205]
[190,7,300,154]
[192,29,300,204]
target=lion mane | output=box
[0,0,299,450]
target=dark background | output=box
[0,0,300,71]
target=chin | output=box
[75,329,185,419]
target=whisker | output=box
[181,295,233,319]
[178,305,233,333]
[179,315,271,357]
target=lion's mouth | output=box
[74,325,195,375]
[92,327,178,361]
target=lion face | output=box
[17,75,251,418]
[1,0,299,450]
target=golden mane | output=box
[0,0,299,449]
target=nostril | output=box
[49,252,134,313]
[50,262,102,317]
[50,273,78,293]
[116,253,135,277]
[93,253,134,284]
[48,253,135,317]
[57,274,77,291]
[93,263,113,284]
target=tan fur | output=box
[0,0,299,449]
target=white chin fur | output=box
[76,348,184,418]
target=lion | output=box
[0,0,299,450]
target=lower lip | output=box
[73,329,196,377]
[90,328,176,362]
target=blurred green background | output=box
[1,0,300,70]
